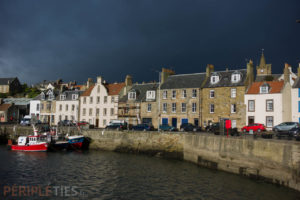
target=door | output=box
[181,118,188,125]
[96,119,99,127]
[162,118,168,125]
[194,118,199,126]
[172,118,177,128]
[248,116,254,125]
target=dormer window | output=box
[260,84,269,94]
[60,95,66,100]
[48,94,55,100]
[41,93,45,100]
[211,74,219,84]
[72,94,78,100]
[146,91,155,100]
[128,91,136,100]
[231,72,241,83]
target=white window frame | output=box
[231,88,236,98]
[182,90,187,98]
[266,116,273,127]
[72,94,78,100]
[210,104,214,113]
[181,103,186,113]
[172,90,176,99]
[192,103,196,113]
[172,103,176,113]
[231,104,236,113]
[60,95,66,100]
[192,89,197,98]
[163,90,168,99]
[128,92,136,100]
[232,120,237,128]
[163,103,167,113]
[147,103,152,112]
[146,91,155,100]
[231,74,241,83]
[260,86,269,94]
[266,99,274,112]
[211,75,219,84]
[248,100,255,112]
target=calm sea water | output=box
[0,145,299,200]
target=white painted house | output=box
[55,90,84,124]
[79,76,126,128]
[29,99,41,120]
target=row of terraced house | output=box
[28,53,300,130]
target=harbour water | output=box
[0,146,299,200]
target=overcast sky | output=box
[0,0,299,85]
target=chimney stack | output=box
[298,63,300,77]
[87,78,93,88]
[161,68,175,84]
[97,76,102,84]
[206,64,214,77]
[125,75,132,86]
[284,63,290,84]
[246,59,254,86]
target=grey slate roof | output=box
[119,83,159,102]
[160,73,206,89]
[0,78,18,85]
[203,69,247,88]
[293,77,300,88]
[3,98,32,105]
[255,74,281,82]
[33,89,59,100]
[56,90,84,100]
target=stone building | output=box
[118,82,159,128]
[79,76,127,128]
[201,61,254,129]
[37,89,58,125]
[0,77,21,94]
[159,69,206,129]
[0,101,18,122]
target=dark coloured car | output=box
[288,127,300,141]
[159,124,177,132]
[132,124,154,131]
[211,122,239,136]
[205,123,219,132]
[180,123,202,132]
[241,123,266,133]
[57,120,75,126]
[105,122,128,131]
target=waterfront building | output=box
[245,64,293,129]
[0,101,18,122]
[79,76,127,128]
[201,61,254,129]
[3,98,32,121]
[55,90,84,124]
[0,77,21,94]
[291,64,300,123]
[159,68,205,129]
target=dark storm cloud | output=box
[0,0,299,84]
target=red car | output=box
[241,123,266,133]
[77,121,89,126]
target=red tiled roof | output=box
[105,82,125,95]
[247,81,284,94]
[0,104,12,111]
[81,85,95,96]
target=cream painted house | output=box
[291,67,300,123]
[79,76,126,128]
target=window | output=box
[60,95,66,100]
[97,96,100,104]
[182,90,187,98]
[232,120,237,128]
[260,85,269,94]
[110,108,114,116]
[266,100,273,111]
[163,103,167,113]
[172,103,176,113]
[97,85,100,93]
[83,97,86,104]
[146,91,155,100]
[103,119,106,126]
[46,102,51,110]
[49,94,54,100]
[41,93,45,100]
[211,75,219,84]
[72,94,78,100]
[128,92,136,100]
[66,105,68,111]
[36,104,40,111]
[181,103,186,113]
[111,97,114,103]
[104,96,107,103]
[192,89,197,98]
[210,90,215,98]
[71,115,74,121]
[90,97,93,104]
[147,104,152,112]
[96,108,99,116]
[59,115,62,121]
[231,88,236,98]
[83,108,86,116]
[72,104,75,111]
[248,100,255,112]
[231,73,241,83]
[231,104,236,113]
[103,108,107,116]
[65,116,68,120]
[89,108,92,116]
[192,103,196,113]
[163,90,168,99]
[41,103,44,110]
[210,104,214,113]
[172,90,176,99]
[266,116,273,127]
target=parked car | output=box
[273,122,299,132]
[105,122,128,131]
[20,116,31,126]
[211,122,239,136]
[159,124,178,132]
[180,123,202,132]
[241,123,266,133]
[205,123,219,132]
[132,124,154,131]
[288,127,300,141]
[77,121,89,126]
[57,120,75,126]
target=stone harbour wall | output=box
[83,130,300,192]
